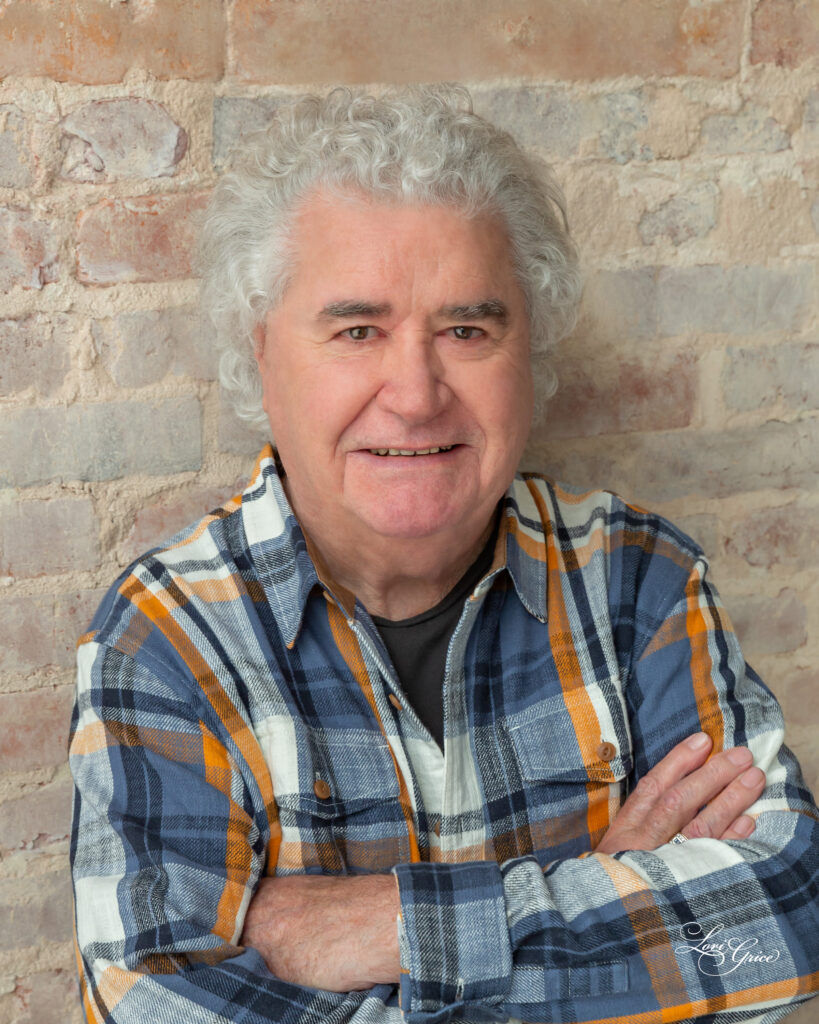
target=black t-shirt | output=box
[371,521,498,750]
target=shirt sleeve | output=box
[70,639,404,1024]
[392,555,819,1024]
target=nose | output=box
[375,333,448,424]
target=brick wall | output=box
[0,2,816,1020]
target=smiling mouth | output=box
[367,445,455,456]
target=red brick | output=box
[751,0,819,67]
[76,193,208,285]
[726,505,818,569]
[60,98,187,182]
[0,0,224,83]
[0,498,100,578]
[0,686,74,773]
[0,314,72,397]
[0,206,58,293]
[0,778,72,852]
[0,590,103,676]
[728,588,806,658]
[545,350,696,439]
[122,483,241,564]
[229,0,743,84]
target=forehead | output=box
[283,190,520,303]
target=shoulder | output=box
[510,471,705,569]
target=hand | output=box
[596,732,766,855]
[240,873,400,992]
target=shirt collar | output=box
[240,446,548,648]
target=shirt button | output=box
[388,694,402,710]
[598,741,617,762]
[313,779,331,800]
[433,821,441,837]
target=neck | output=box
[293,492,497,620]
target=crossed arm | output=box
[241,731,766,992]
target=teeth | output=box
[368,445,454,456]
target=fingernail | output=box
[728,747,753,767]
[686,732,711,750]
[735,815,755,836]
[740,766,765,789]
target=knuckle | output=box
[660,786,685,815]
[684,816,713,840]
[634,774,662,802]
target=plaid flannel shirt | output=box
[70,445,819,1024]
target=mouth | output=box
[366,445,456,457]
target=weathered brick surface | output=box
[60,98,187,182]
[0,498,100,578]
[657,264,813,337]
[121,483,241,565]
[0,591,101,677]
[212,95,287,170]
[0,778,72,852]
[726,505,819,568]
[0,207,59,293]
[473,87,586,161]
[0,398,202,487]
[529,419,819,502]
[639,182,719,247]
[722,343,819,412]
[92,306,216,387]
[751,0,819,67]
[76,193,209,285]
[672,513,722,559]
[0,0,224,83]
[701,104,791,155]
[0,871,73,950]
[546,350,697,439]
[6,969,79,1024]
[729,588,807,658]
[0,103,32,188]
[0,314,72,397]
[0,687,74,773]
[229,0,744,84]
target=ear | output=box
[252,323,266,364]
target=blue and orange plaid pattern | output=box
[70,445,819,1023]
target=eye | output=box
[340,325,379,342]
[450,325,484,341]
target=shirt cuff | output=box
[391,861,513,1024]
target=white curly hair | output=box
[198,85,581,434]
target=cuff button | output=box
[598,741,617,762]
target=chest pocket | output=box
[256,721,406,876]
[505,678,633,861]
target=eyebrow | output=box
[317,298,509,325]
[438,300,509,325]
[317,301,392,321]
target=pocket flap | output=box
[507,681,633,783]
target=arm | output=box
[391,556,819,1023]
[70,640,404,1024]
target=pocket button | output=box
[313,778,332,800]
[597,741,617,762]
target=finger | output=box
[720,814,758,841]
[682,766,766,840]
[619,732,714,821]
[632,746,756,845]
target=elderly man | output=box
[70,88,818,1024]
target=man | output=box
[70,87,818,1023]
